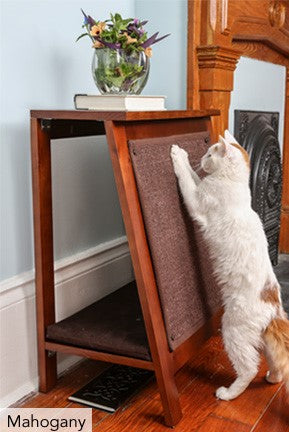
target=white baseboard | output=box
[0,236,134,408]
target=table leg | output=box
[31,118,57,392]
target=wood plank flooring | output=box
[17,335,288,431]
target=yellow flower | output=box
[92,40,104,49]
[124,32,138,44]
[145,47,153,58]
[90,22,106,37]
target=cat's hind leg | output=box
[216,328,261,401]
[264,344,283,384]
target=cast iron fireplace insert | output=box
[234,110,282,265]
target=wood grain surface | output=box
[18,335,285,431]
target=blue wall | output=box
[0,1,134,281]
[1,2,286,283]
[135,0,187,110]
[0,0,187,282]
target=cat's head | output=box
[201,130,250,175]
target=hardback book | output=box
[74,94,166,111]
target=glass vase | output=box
[92,48,150,95]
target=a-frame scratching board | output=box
[31,109,221,427]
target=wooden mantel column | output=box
[187,0,289,251]
[196,45,241,139]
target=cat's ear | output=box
[218,136,227,157]
[218,135,226,145]
[218,136,234,158]
[224,130,238,144]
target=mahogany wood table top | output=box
[30,109,220,121]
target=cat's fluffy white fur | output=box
[170,130,289,401]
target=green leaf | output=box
[119,23,128,31]
[109,76,125,86]
[76,33,89,42]
[114,13,122,21]
[139,33,147,43]
[122,18,133,25]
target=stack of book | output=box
[74,94,166,111]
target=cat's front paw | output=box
[171,144,188,161]
[171,145,187,177]
[216,386,232,401]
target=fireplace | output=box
[234,110,282,265]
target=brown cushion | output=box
[129,132,221,351]
[46,282,151,361]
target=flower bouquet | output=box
[77,10,170,94]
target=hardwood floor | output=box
[17,335,288,431]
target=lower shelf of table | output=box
[46,281,151,362]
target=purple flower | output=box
[81,9,95,26]
[96,38,121,49]
[141,32,170,48]
[87,15,96,26]
[81,9,89,24]
[78,11,170,52]
[141,32,158,48]
[127,24,142,37]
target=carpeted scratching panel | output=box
[129,132,221,351]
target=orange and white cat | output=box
[170,130,289,400]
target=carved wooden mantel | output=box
[187,0,289,252]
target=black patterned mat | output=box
[68,364,154,413]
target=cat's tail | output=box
[263,318,289,394]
